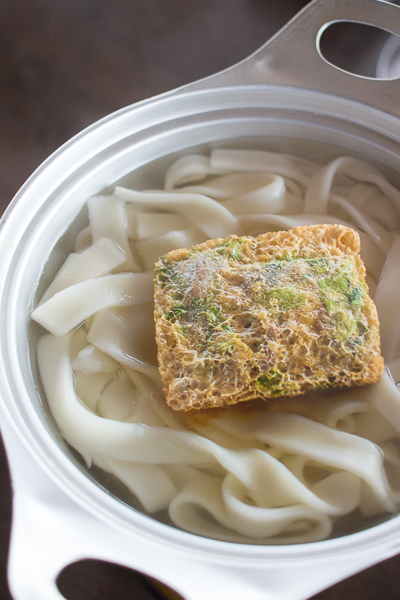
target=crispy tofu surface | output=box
[154,224,384,411]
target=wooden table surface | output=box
[1,1,400,598]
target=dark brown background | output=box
[1,1,400,598]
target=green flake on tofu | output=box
[263,261,283,284]
[318,381,333,390]
[212,333,237,355]
[256,369,284,396]
[191,297,221,325]
[306,257,328,272]
[262,286,306,312]
[165,304,187,321]
[156,261,189,291]
[345,287,363,306]
[216,239,243,260]
[318,259,367,340]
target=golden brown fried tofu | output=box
[154,224,384,411]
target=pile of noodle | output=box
[32,149,400,544]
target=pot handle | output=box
[4,423,186,600]
[187,0,400,119]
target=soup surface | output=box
[32,148,400,544]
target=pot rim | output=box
[1,83,400,565]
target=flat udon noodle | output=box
[32,150,400,544]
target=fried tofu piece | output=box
[154,224,384,411]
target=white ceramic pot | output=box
[376,31,400,78]
[1,1,400,599]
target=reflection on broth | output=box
[31,145,400,544]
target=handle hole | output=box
[57,559,184,600]
[318,21,400,79]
